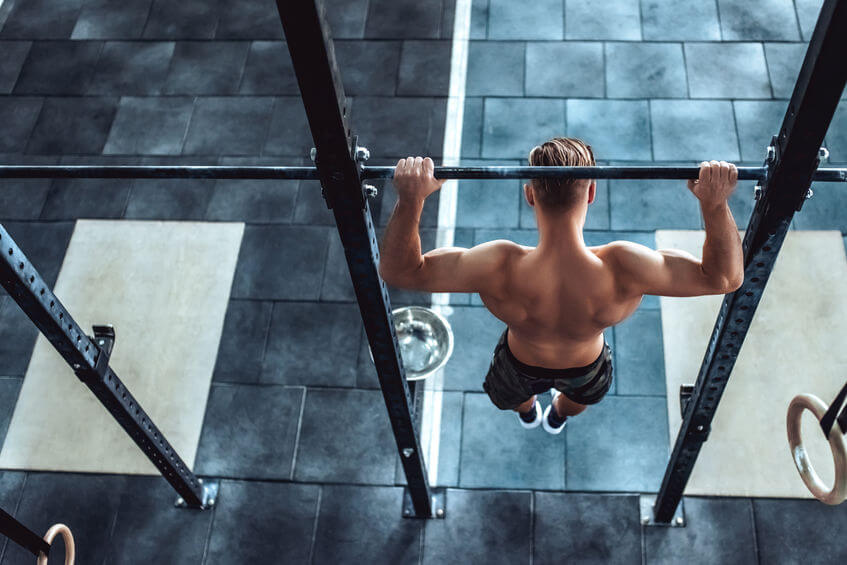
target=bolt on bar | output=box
[0,165,845,182]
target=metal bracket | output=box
[402,487,445,519]
[640,495,685,527]
[175,478,219,510]
[679,384,695,418]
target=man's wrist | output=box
[396,196,425,213]
[699,200,730,215]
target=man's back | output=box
[480,241,642,369]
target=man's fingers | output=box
[700,161,711,184]
[413,156,424,176]
[729,163,738,183]
[719,160,729,183]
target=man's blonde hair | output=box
[528,137,595,211]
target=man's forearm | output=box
[701,202,744,288]
[378,197,425,281]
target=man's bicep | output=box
[613,242,721,297]
[408,241,511,293]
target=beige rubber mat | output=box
[657,230,847,498]
[0,220,244,474]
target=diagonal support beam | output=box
[0,224,214,509]
[653,0,847,523]
[274,0,434,517]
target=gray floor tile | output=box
[365,0,443,39]
[488,0,563,40]
[534,493,641,564]
[0,220,74,298]
[733,100,788,162]
[459,392,565,489]
[461,97,483,158]
[398,40,452,96]
[440,306,505,391]
[0,0,83,39]
[525,42,603,98]
[215,0,283,40]
[208,156,298,223]
[422,489,532,565]
[606,42,687,98]
[0,40,30,93]
[646,498,757,564]
[754,498,847,563]
[352,96,441,157]
[71,0,151,39]
[183,96,274,155]
[456,159,521,229]
[482,98,566,159]
[0,97,43,154]
[105,476,212,565]
[334,40,402,96]
[0,175,51,221]
[212,299,273,384]
[0,378,22,447]
[794,181,847,232]
[41,176,131,220]
[470,0,489,39]
[717,0,801,40]
[565,0,641,40]
[293,388,398,484]
[0,471,25,562]
[261,302,361,387]
[566,395,668,491]
[142,0,218,39]
[206,480,319,564]
[324,0,369,39]
[466,41,524,96]
[124,156,215,220]
[651,100,740,161]
[473,227,539,247]
[3,473,124,565]
[613,309,666,396]
[89,41,175,96]
[293,179,335,225]
[195,384,303,479]
[104,96,193,155]
[320,232,356,302]
[26,96,118,155]
[827,103,847,163]
[521,178,611,230]
[263,96,312,157]
[796,0,824,41]
[312,485,423,565]
[162,41,250,95]
[568,99,652,161]
[13,40,102,95]
[641,0,721,40]
[609,177,702,231]
[685,42,771,99]
[238,41,299,95]
[764,43,808,99]
[232,225,330,300]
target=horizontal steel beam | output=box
[1,165,846,182]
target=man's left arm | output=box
[378,156,512,294]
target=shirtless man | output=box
[378,137,744,434]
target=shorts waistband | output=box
[500,328,609,380]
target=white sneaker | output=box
[542,389,568,434]
[517,400,542,429]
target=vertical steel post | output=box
[653,0,847,522]
[273,0,433,517]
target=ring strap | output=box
[820,380,847,437]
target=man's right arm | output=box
[609,161,745,298]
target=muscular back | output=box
[480,242,642,369]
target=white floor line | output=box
[420,0,472,487]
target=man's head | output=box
[525,137,596,214]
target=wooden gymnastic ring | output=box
[36,524,75,565]
[786,394,847,505]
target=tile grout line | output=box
[421,0,472,488]
[306,486,323,564]
[289,386,309,482]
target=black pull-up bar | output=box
[0,165,845,182]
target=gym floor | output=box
[0,0,846,563]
